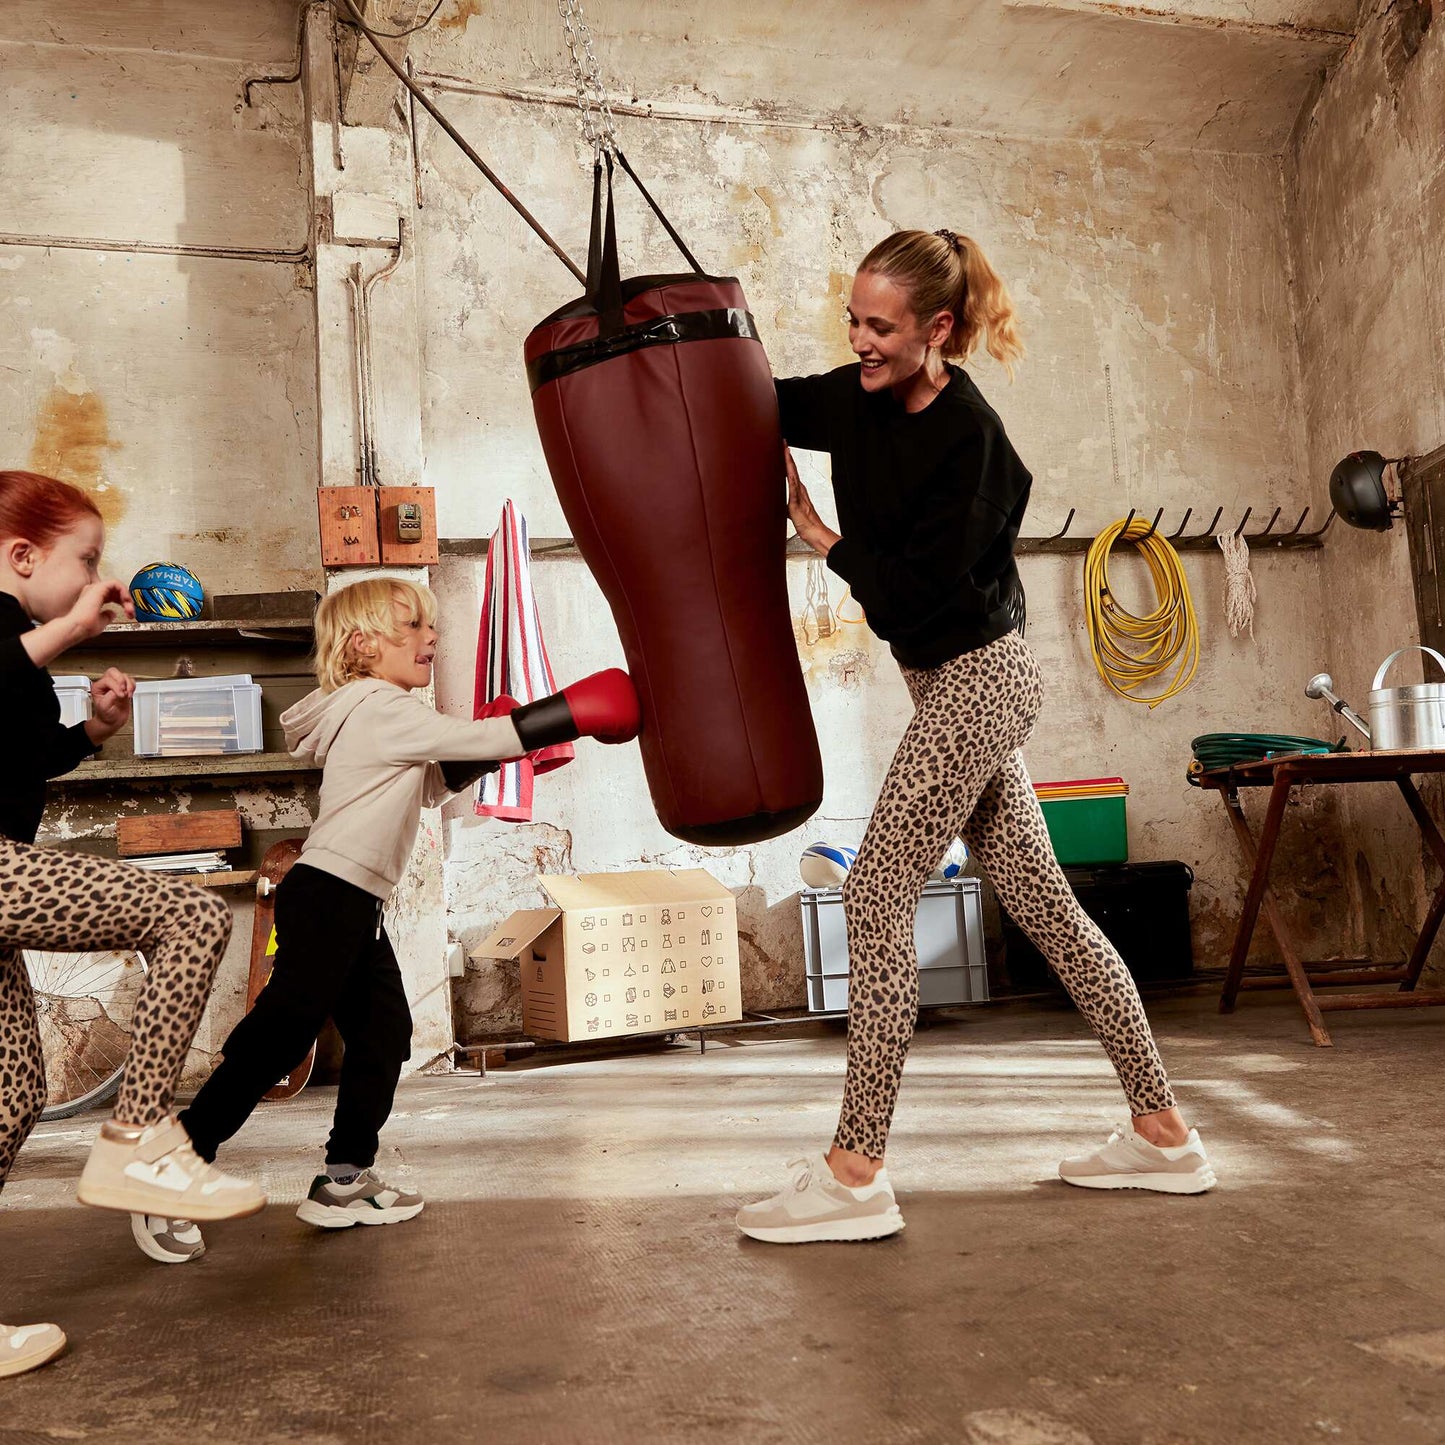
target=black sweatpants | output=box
[180,864,413,1170]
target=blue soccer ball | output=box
[800,841,858,890]
[130,562,205,621]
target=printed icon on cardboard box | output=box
[661,909,672,925]
[624,963,637,977]
[626,987,637,1003]
[585,968,597,981]
[660,960,677,975]
[703,1003,719,1017]
[583,943,596,954]
[662,934,673,949]
[585,992,598,1006]
[581,916,596,931]
[535,965,544,982]
[663,982,676,998]
[665,1009,677,1022]
[627,1014,639,1027]
[701,906,713,918]
[623,937,636,953]
[587,1018,599,1032]
[623,912,633,926]
[702,979,715,994]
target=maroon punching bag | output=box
[525,155,822,847]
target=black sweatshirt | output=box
[0,591,97,843]
[776,363,1032,668]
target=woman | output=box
[0,470,263,1374]
[736,231,1215,1245]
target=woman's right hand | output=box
[66,580,134,642]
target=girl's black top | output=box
[0,591,97,843]
[776,363,1031,668]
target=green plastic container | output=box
[1038,794,1129,866]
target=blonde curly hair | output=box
[312,577,437,692]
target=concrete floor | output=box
[5,990,1445,1445]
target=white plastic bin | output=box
[51,675,93,728]
[800,877,988,1014]
[134,675,263,757]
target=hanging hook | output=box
[1233,506,1253,538]
[1167,507,1194,542]
[1298,508,1337,542]
[1045,508,1076,541]
[1138,507,1165,543]
[1281,506,1310,539]
[1249,506,1282,541]
[1122,507,1137,534]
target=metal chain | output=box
[557,0,619,156]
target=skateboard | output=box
[244,837,314,1101]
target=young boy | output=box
[136,578,638,1257]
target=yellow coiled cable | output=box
[1083,517,1200,708]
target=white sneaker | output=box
[0,1322,66,1378]
[735,1154,905,1243]
[1059,1120,1217,1194]
[130,1214,206,1264]
[77,1117,266,1221]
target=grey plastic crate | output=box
[800,878,988,1013]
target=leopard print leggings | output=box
[835,630,1176,1160]
[0,838,233,1185]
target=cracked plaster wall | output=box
[0,0,320,596]
[1285,0,1445,973]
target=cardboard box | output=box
[479,869,743,1042]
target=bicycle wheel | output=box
[24,947,147,1120]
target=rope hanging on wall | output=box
[1083,517,1201,708]
[1216,529,1257,638]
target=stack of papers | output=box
[130,851,230,874]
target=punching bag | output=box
[525,154,823,847]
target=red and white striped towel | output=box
[473,500,573,819]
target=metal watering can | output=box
[1369,646,1445,751]
[1305,646,1445,751]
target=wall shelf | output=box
[84,617,316,651]
[55,753,320,785]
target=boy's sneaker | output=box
[735,1154,905,1244]
[1059,1120,1217,1194]
[130,1214,206,1264]
[296,1170,424,1229]
[0,1322,66,1378]
[77,1117,266,1221]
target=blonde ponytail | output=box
[859,228,1024,380]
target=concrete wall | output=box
[1284,0,1443,964]
[407,62,1349,1030]
[0,0,320,595]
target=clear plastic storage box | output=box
[800,877,988,1013]
[51,675,93,728]
[133,675,264,757]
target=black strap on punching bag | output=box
[529,156,764,392]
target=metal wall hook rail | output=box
[1015,505,1338,555]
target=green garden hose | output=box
[1189,732,1344,780]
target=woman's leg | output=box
[0,839,232,1131]
[833,634,1040,1167]
[961,753,1178,1122]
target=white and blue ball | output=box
[799,841,858,890]
[130,562,205,621]
[936,837,970,881]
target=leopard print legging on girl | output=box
[835,630,1176,1160]
[0,838,233,1184]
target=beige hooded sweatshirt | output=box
[282,679,523,899]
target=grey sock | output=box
[326,1162,366,1184]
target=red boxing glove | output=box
[511,669,641,751]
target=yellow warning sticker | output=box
[266,925,278,957]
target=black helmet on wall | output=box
[1329,450,1395,531]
